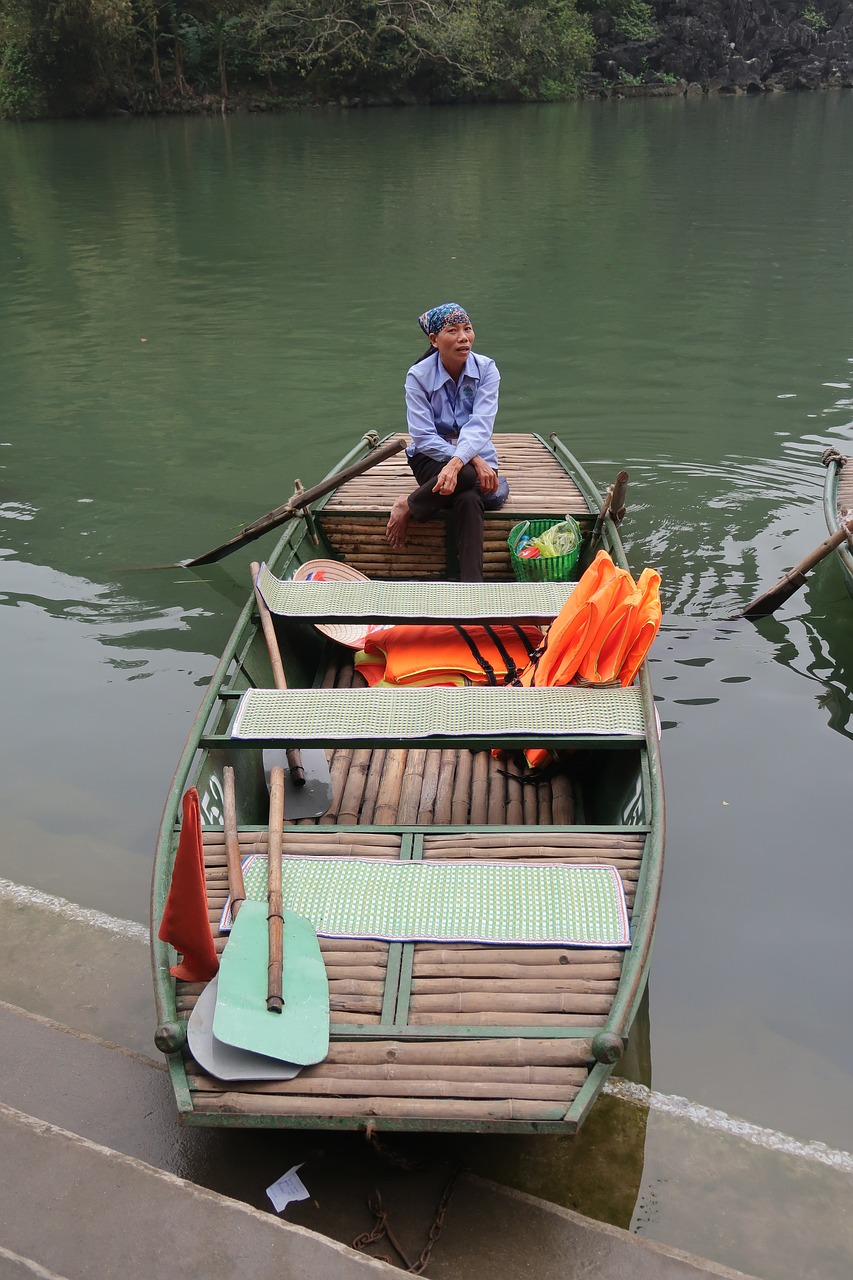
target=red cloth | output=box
[158,788,219,982]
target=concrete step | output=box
[0,1101,395,1280]
[0,1001,755,1280]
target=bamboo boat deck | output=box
[156,431,663,1134]
[175,642,647,1127]
[176,830,642,1126]
[318,432,588,578]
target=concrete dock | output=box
[1,886,851,1280]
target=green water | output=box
[2,94,853,1262]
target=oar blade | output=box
[213,906,330,1066]
[188,976,303,1082]
[263,748,332,820]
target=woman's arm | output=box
[453,362,500,464]
[405,370,455,463]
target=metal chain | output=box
[352,1192,414,1270]
[364,1126,428,1171]
[351,1169,458,1276]
[408,1170,457,1275]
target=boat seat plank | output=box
[229,685,645,747]
[322,433,587,517]
[257,566,574,623]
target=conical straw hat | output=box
[292,559,371,649]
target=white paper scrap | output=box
[266,1163,311,1214]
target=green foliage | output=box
[245,0,593,101]
[802,3,828,30]
[0,0,595,115]
[609,0,657,41]
[0,41,46,117]
[0,0,134,117]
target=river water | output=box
[2,92,853,1264]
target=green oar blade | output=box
[213,905,329,1066]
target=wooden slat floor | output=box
[177,828,643,1123]
[318,433,589,579]
[290,654,575,828]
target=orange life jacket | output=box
[355,623,543,688]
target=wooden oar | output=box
[223,765,245,922]
[185,435,406,566]
[266,765,285,1013]
[251,560,306,787]
[733,514,853,620]
[213,764,330,1064]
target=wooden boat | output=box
[822,448,853,598]
[151,431,665,1133]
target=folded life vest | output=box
[355,623,543,688]
[518,550,662,768]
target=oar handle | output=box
[222,766,245,921]
[267,765,285,1013]
[252,562,306,786]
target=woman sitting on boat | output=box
[386,302,508,582]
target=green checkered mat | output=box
[257,565,575,623]
[219,856,630,948]
[231,686,646,742]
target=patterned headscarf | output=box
[418,303,471,337]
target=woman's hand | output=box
[471,455,498,494]
[432,457,463,496]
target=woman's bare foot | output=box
[386,494,411,549]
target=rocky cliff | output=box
[586,0,853,94]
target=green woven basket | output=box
[508,519,582,583]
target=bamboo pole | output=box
[359,748,387,824]
[424,832,644,849]
[222,767,245,921]
[411,1012,604,1027]
[187,1076,576,1102]
[189,1063,586,1086]
[417,751,441,825]
[251,561,304,786]
[433,750,457,824]
[374,750,408,824]
[266,766,285,1013]
[550,771,574,825]
[309,1037,593,1066]
[504,755,524,825]
[487,753,506,825]
[413,962,622,981]
[397,748,427,824]
[470,751,489,824]
[337,748,372,824]
[195,1094,572,1120]
[409,992,612,1014]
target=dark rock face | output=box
[586,0,853,94]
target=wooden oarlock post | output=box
[589,470,629,553]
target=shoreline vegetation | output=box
[1,0,852,120]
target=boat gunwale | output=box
[822,453,853,585]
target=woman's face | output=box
[430,320,475,366]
